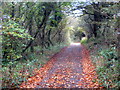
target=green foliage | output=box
[1,59,42,88]
[1,43,67,88]
[1,2,71,88]
[80,37,88,44]
[2,19,33,62]
[99,47,117,61]
[93,46,119,88]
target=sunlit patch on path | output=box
[20,44,101,88]
[70,42,81,46]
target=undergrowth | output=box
[87,39,120,89]
[1,43,67,88]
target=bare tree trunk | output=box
[47,29,53,46]
[117,16,120,59]
[11,2,14,18]
[22,9,52,53]
[92,2,101,38]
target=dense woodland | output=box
[1,1,119,88]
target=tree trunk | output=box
[22,9,52,53]
[93,2,101,38]
[117,16,120,59]
[11,2,14,18]
[47,29,53,46]
[29,20,34,52]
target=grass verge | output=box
[86,40,119,89]
[1,43,67,88]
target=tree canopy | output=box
[1,1,119,89]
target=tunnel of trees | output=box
[1,1,119,89]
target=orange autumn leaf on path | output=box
[20,43,102,88]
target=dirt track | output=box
[20,43,100,88]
